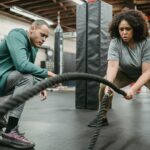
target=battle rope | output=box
[0,72,126,150]
[88,93,113,150]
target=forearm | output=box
[106,60,119,83]
[130,71,150,92]
[106,67,118,83]
[131,62,150,93]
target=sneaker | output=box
[0,115,7,128]
[1,126,35,149]
[88,117,109,127]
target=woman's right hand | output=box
[104,86,113,95]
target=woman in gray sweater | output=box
[88,9,150,127]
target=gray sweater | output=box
[108,37,150,79]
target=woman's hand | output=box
[104,86,113,95]
[124,88,136,100]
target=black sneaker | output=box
[88,117,109,127]
[0,115,7,129]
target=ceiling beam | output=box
[125,0,135,9]
[113,7,122,12]
[134,0,150,5]
[34,5,75,14]
[52,23,75,32]
[62,22,76,26]
[2,0,20,4]
[19,0,48,6]
[0,0,20,3]
[138,5,150,9]
[103,0,124,5]
[0,3,10,9]
[39,9,75,17]
[53,17,76,22]
[59,2,67,11]
[44,14,75,21]
[112,4,125,9]
[51,0,76,16]
[0,10,31,24]
[25,3,53,10]
[51,15,75,20]
[52,0,57,3]
[61,18,75,24]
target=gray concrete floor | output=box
[1,90,150,150]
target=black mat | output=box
[0,90,150,150]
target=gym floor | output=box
[0,88,150,150]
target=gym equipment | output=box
[54,12,64,75]
[0,72,126,150]
[76,0,112,110]
[88,92,112,150]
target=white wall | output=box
[64,38,76,53]
[0,14,54,48]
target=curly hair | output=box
[109,9,149,42]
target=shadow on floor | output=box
[1,91,150,150]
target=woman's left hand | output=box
[124,88,135,100]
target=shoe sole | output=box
[0,138,35,149]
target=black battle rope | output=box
[88,93,113,150]
[0,72,126,150]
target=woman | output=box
[88,9,150,127]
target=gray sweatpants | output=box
[4,71,42,119]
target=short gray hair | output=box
[32,20,49,28]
